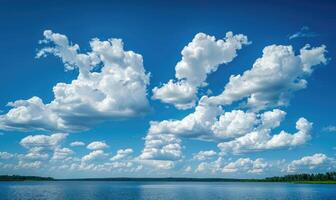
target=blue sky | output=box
[0,0,335,178]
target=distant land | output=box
[0,175,54,181]
[1,172,335,184]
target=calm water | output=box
[0,181,335,200]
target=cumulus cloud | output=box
[0,30,151,132]
[70,141,86,147]
[218,117,312,154]
[139,134,182,162]
[0,97,62,132]
[0,152,14,160]
[142,104,308,156]
[212,110,257,139]
[1,133,145,175]
[286,153,335,173]
[193,150,217,161]
[147,106,286,141]
[206,44,327,111]
[184,166,192,173]
[147,101,221,140]
[86,141,109,150]
[17,133,71,166]
[23,147,49,161]
[140,43,326,163]
[138,133,183,170]
[20,133,68,149]
[0,29,330,176]
[195,157,268,174]
[16,160,43,169]
[52,147,74,160]
[82,150,107,162]
[152,32,249,109]
[111,148,133,161]
[222,158,269,173]
[137,159,176,170]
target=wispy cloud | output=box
[289,26,318,40]
[323,125,336,133]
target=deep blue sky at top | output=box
[0,0,335,161]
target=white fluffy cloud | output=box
[0,97,62,132]
[111,148,133,161]
[218,117,312,154]
[141,43,326,160]
[152,32,249,109]
[23,147,49,161]
[70,141,85,147]
[0,152,14,160]
[195,157,268,174]
[222,158,269,173]
[206,44,327,111]
[139,133,182,168]
[286,153,335,173]
[147,106,286,141]
[147,101,221,140]
[16,160,43,169]
[20,133,68,149]
[212,110,257,139]
[0,30,151,132]
[52,147,74,160]
[193,150,217,161]
[137,159,176,170]
[87,141,109,150]
[143,103,309,156]
[82,150,107,162]
[18,133,69,165]
[0,29,330,176]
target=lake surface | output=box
[0,181,335,200]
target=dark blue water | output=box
[0,181,335,200]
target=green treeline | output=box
[264,172,336,182]
[0,175,54,181]
[0,172,336,182]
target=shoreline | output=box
[1,174,335,184]
[1,179,335,184]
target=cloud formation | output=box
[323,125,336,133]
[193,150,217,161]
[82,150,107,162]
[196,157,269,174]
[286,153,335,173]
[140,42,327,166]
[0,30,151,132]
[222,158,269,173]
[152,32,249,109]
[20,133,68,149]
[0,29,331,176]
[289,26,318,40]
[87,141,109,150]
[70,141,85,147]
[0,152,14,160]
[218,117,312,154]
[111,148,133,161]
[206,44,327,111]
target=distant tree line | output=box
[1,172,336,182]
[0,175,54,181]
[264,172,336,182]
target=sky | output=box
[0,0,335,179]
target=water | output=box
[0,181,335,200]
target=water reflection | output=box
[0,181,335,200]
